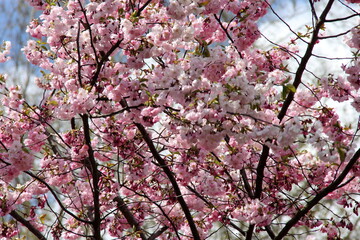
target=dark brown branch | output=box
[22,102,71,149]
[135,123,201,240]
[248,141,269,240]
[76,21,83,87]
[277,0,335,122]
[325,13,359,22]
[90,40,122,87]
[254,145,270,199]
[213,14,235,44]
[71,117,76,130]
[246,224,255,240]
[265,225,275,239]
[240,169,254,199]
[10,210,46,240]
[0,140,8,151]
[148,226,168,240]
[113,196,147,240]
[274,147,360,240]
[81,114,101,240]
[213,14,243,58]
[136,0,152,17]
[318,28,354,39]
[186,186,216,209]
[78,0,99,65]
[308,0,318,23]
[336,176,355,189]
[90,104,144,119]
[228,222,246,236]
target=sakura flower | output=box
[0,41,11,63]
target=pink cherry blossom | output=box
[0,0,359,239]
[0,41,11,63]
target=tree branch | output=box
[135,123,201,240]
[244,143,270,238]
[240,169,254,199]
[265,225,275,239]
[264,0,309,44]
[148,226,169,240]
[246,224,255,240]
[136,0,152,17]
[76,21,83,87]
[274,147,360,240]
[254,145,270,199]
[213,13,243,58]
[10,210,46,240]
[187,186,247,237]
[277,0,335,122]
[325,13,359,22]
[24,171,92,224]
[113,196,147,240]
[228,222,246,237]
[78,0,99,65]
[118,185,180,239]
[318,28,353,39]
[81,114,102,240]
[90,39,122,87]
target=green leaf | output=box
[207,96,219,106]
[47,100,58,106]
[250,103,261,111]
[213,158,222,166]
[337,147,346,162]
[281,84,296,100]
[286,84,296,93]
[202,45,210,57]
[282,76,292,84]
[281,85,289,99]
[199,0,210,7]
[0,74,6,84]
[39,214,47,224]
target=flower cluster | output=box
[0,41,11,63]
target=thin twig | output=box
[25,171,92,224]
[274,147,360,240]
[325,13,359,22]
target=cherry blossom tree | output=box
[0,0,359,239]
